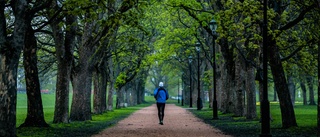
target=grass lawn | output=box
[17,93,318,137]
[16,93,155,137]
[180,101,318,137]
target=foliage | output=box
[7,0,320,135]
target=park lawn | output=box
[16,93,155,137]
[183,102,318,137]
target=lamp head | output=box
[209,19,217,32]
[195,42,201,52]
[188,56,193,63]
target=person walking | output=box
[154,82,169,125]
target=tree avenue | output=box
[0,0,319,136]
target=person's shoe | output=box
[159,121,163,125]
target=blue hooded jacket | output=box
[154,87,169,103]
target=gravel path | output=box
[92,104,232,137]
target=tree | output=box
[20,17,49,128]
[19,0,54,128]
[93,55,108,114]
[50,2,77,122]
[69,0,138,121]
[0,0,28,136]
[266,0,319,128]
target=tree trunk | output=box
[218,59,235,114]
[258,79,263,119]
[136,78,145,104]
[107,80,115,110]
[208,79,213,108]
[131,81,138,106]
[217,39,235,114]
[273,86,277,101]
[124,85,130,106]
[116,87,125,109]
[70,63,93,121]
[300,81,307,105]
[306,76,316,105]
[234,54,245,116]
[93,65,107,114]
[70,21,94,121]
[269,42,297,128]
[137,69,148,104]
[0,45,20,137]
[0,0,27,136]
[19,25,48,127]
[246,65,257,119]
[52,14,76,123]
[107,57,115,111]
[219,70,235,113]
[287,75,296,106]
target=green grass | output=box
[180,101,318,137]
[17,93,318,137]
[16,93,155,137]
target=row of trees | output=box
[0,0,319,136]
[0,0,156,136]
[150,0,320,130]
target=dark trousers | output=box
[156,103,166,122]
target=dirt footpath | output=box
[92,104,232,137]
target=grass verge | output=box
[174,101,318,137]
[17,95,155,137]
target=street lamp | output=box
[178,79,180,103]
[209,18,218,119]
[188,56,193,108]
[260,0,271,136]
[181,75,184,106]
[196,42,203,110]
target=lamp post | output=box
[178,79,180,103]
[196,42,203,110]
[188,56,193,108]
[209,18,218,119]
[260,0,271,136]
[181,75,184,106]
[318,40,320,133]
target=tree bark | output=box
[217,40,235,114]
[107,80,115,111]
[246,65,257,119]
[234,53,245,116]
[116,87,125,109]
[136,78,144,104]
[93,65,107,114]
[0,43,20,137]
[273,86,277,101]
[300,81,307,105]
[306,76,316,105]
[0,0,27,136]
[287,75,296,106]
[107,57,115,111]
[137,69,148,104]
[269,42,297,128]
[52,13,76,123]
[70,19,95,121]
[70,61,93,121]
[19,25,48,127]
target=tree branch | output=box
[278,4,316,33]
